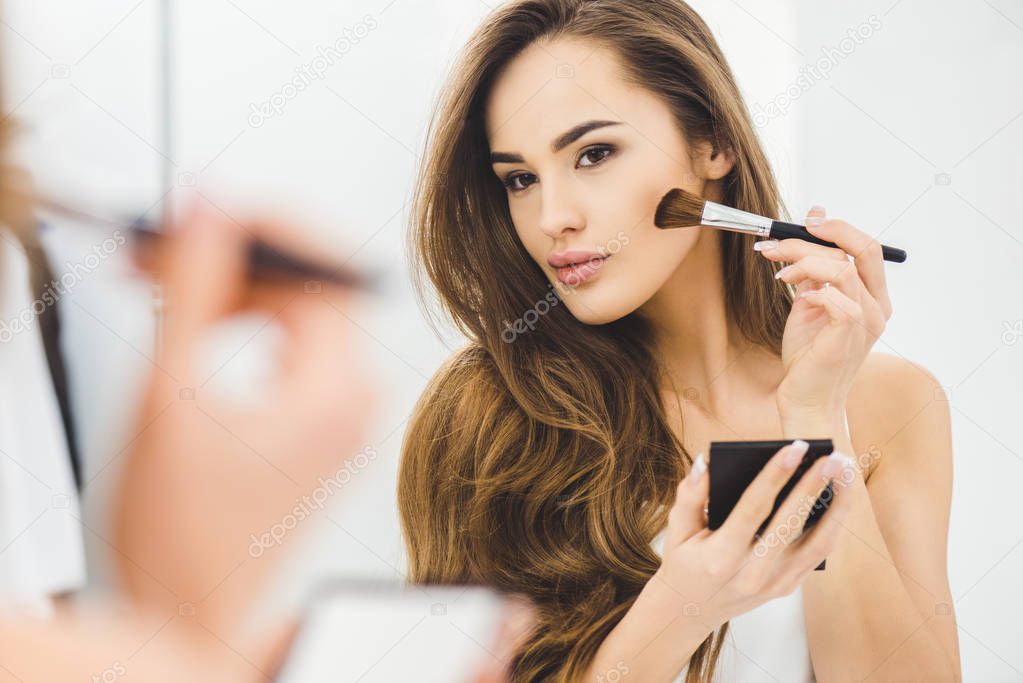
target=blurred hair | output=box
[0,61,36,247]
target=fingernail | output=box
[821,451,854,480]
[689,452,706,484]
[805,216,825,227]
[809,205,826,214]
[753,240,778,252]
[783,440,809,469]
[774,265,791,280]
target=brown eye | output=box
[577,144,615,168]
[503,172,537,192]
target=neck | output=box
[637,228,779,418]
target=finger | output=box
[273,296,381,476]
[751,454,837,565]
[796,285,869,365]
[756,237,848,265]
[256,620,301,680]
[664,452,709,548]
[804,218,893,319]
[793,276,823,300]
[797,283,866,334]
[159,201,248,380]
[473,595,536,683]
[277,292,370,409]
[774,255,864,301]
[712,440,810,554]
[787,271,824,300]
[774,454,856,577]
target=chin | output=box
[558,283,640,326]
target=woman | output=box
[398,0,959,681]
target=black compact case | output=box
[707,439,835,571]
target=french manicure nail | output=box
[753,240,778,252]
[809,205,826,214]
[783,439,809,468]
[689,452,706,484]
[774,265,791,280]
[805,216,825,227]
[821,451,853,480]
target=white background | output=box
[2,0,1021,679]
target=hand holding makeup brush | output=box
[654,187,907,263]
[756,205,893,439]
[113,202,380,645]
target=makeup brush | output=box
[30,192,383,292]
[654,188,907,263]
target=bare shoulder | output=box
[849,350,946,414]
[846,351,951,480]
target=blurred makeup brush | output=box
[654,188,907,263]
[30,192,383,292]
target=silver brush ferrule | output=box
[701,201,773,237]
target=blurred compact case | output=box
[707,439,835,571]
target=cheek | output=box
[509,204,545,259]
[607,180,653,231]
[604,153,703,264]
[579,171,668,251]
[634,226,700,276]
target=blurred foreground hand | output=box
[0,202,528,683]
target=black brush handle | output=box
[769,220,907,263]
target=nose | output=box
[536,177,584,239]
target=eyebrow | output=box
[490,119,623,164]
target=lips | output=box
[548,252,610,286]
[547,250,607,268]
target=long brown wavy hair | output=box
[398,1,793,680]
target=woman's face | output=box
[485,38,732,325]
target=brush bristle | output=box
[654,187,706,229]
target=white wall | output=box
[2,0,1020,680]
[794,3,1023,679]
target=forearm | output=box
[781,412,958,681]
[582,572,714,683]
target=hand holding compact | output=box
[653,441,855,635]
